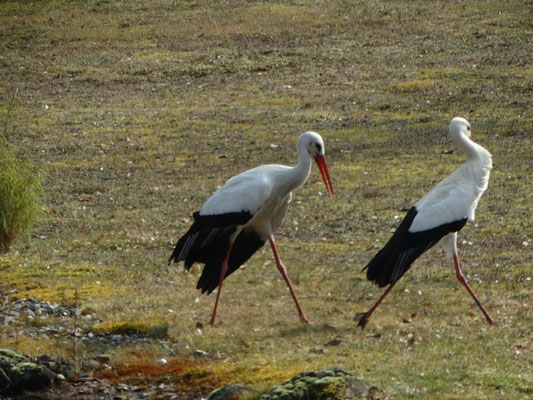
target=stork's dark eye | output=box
[467,126,471,131]
[315,142,322,152]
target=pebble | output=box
[96,354,112,363]
[0,316,14,325]
[194,349,209,357]
[2,297,80,319]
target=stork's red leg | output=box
[210,243,233,326]
[356,282,397,329]
[269,237,309,324]
[453,253,494,324]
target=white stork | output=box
[356,117,494,328]
[169,131,333,326]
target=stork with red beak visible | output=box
[169,131,333,326]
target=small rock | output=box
[38,354,54,362]
[84,360,100,370]
[95,354,112,363]
[57,360,80,379]
[10,362,56,391]
[0,367,12,393]
[156,358,167,366]
[75,371,94,382]
[207,384,258,400]
[0,316,14,326]
[23,309,35,317]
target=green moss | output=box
[388,79,436,92]
[235,98,299,107]
[10,362,41,377]
[415,68,464,78]
[261,369,356,399]
[0,349,26,362]
[93,320,169,338]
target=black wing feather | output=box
[364,207,467,287]
[169,211,265,294]
[168,211,253,266]
[197,230,265,294]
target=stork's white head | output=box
[298,131,326,158]
[449,117,472,143]
[297,131,334,195]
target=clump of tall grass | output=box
[0,96,44,254]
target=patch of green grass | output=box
[0,111,45,253]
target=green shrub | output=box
[0,136,44,254]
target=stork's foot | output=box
[354,312,370,329]
[299,313,310,324]
[209,315,218,327]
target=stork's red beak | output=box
[314,154,334,196]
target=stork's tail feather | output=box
[168,212,264,295]
[168,211,252,267]
[169,224,236,268]
[197,230,265,294]
[364,207,470,287]
[364,241,430,287]
[363,207,439,287]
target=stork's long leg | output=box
[210,243,233,326]
[453,253,494,324]
[269,236,309,324]
[356,282,397,329]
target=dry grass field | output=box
[1,0,532,398]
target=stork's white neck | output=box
[453,132,492,168]
[288,145,313,190]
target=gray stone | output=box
[57,360,80,379]
[207,384,258,400]
[95,353,112,363]
[9,362,56,391]
[38,354,54,362]
[0,316,14,325]
[194,349,208,357]
[56,307,70,316]
[85,360,100,370]
[23,309,35,317]
[0,367,12,393]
